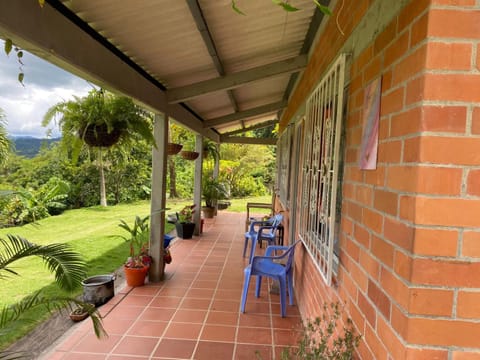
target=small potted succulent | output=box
[119,215,152,287]
[175,205,196,239]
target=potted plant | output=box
[203,139,219,161]
[167,142,183,155]
[118,215,152,287]
[202,177,228,218]
[43,88,156,151]
[180,150,199,160]
[175,205,196,239]
[69,303,95,322]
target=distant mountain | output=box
[11,136,60,158]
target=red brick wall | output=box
[279,0,480,358]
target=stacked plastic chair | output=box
[243,214,283,263]
[241,240,301,317]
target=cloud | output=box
[0,44,91,138]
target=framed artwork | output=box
[359,76,382,170]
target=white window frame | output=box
[299,54,346,286]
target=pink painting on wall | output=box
[359,76,382,170]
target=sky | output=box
[0,42,92,138]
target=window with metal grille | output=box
[299,54,346,286]
[278,126,292,208]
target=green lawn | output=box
[0,195,270,348]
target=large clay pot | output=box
[202,206,215,219]
[124,265,148,287]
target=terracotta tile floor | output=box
[40,212,302,359]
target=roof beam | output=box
[280,1,330,122]
[167,55,308,104]
[203,101,287,128]
[186,0,223,76]
[0,0,219,141]
[221,120,278,137]
[185,0,239,112]
[220,136,277,145]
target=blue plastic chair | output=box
[243,215,274,257]
[164,234,175,249]
[240,240,301,317]
[243,214,283,263]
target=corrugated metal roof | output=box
[58,0,327,139]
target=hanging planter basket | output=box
[167,142,183,155]
[180,151,199,160]
[80,123,123,147]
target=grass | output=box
[0,195,271,349]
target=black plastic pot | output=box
[81,274,116,306]
[175,222,195,239]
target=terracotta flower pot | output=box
[69,310,89,322]
[202,206,215,219]
[124,264,148,287]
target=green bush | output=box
[276,302,361,360]
[3,195,25,226]
[234,176,266,197]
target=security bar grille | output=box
[299,54,346,286]
[278,126,292,208]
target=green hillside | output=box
[11,136,60,158]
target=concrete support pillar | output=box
[149,113,168,282]
[193,134,203,235]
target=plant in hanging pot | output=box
[180,150,199,160]
[43,88,156,208]
[42,88,156,154]
[175,205,196,239]
[118,215,152,287]
[167,142,183,155]
[202,177,229,218]
[202,139,219,161]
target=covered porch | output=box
[40,211,302,360]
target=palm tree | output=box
[0,109,11,168]
[0,235,106,358]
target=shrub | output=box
[268,302,361,360]
[3,195,25,226]
[234,176,266,197]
